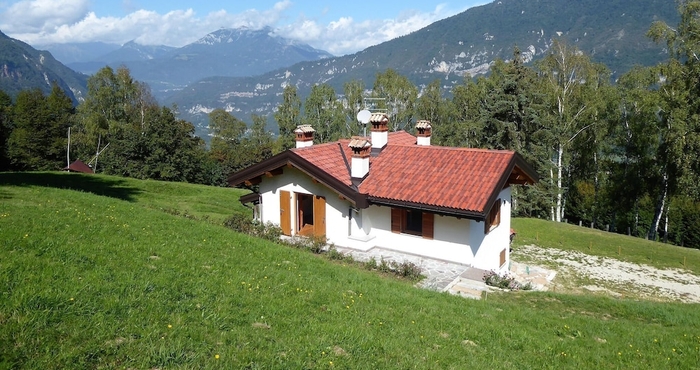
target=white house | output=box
[228,114,538,272]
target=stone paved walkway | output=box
[335,246,555,299]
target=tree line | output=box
[1,1,700,249]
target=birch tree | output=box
[274,84,302,153]
[372,69,418,131]
[537,40,607,222]
[646,0,700,240]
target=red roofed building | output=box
[64,160,94,174]
[227,114,538,271]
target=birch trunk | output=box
[648,170,668,241]
[550,167,555,221]
[94,134,101,173]
[555,143,563,222]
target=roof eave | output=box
[226,150,366,207]
[366,197,485,220]
[481,151,540,217]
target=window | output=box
[404,210,423,235]
[391,208,434,239]
[485,199,502,234]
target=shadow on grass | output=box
[0,172,141,201]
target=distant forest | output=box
[3,2,700,249]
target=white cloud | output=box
[0,0,90,33]
[289,4,467,55]
[2,0,471,56]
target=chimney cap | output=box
[416,120,432,129]
[294,124,315,133]
[369,113,389,123]
[348,136,371,150]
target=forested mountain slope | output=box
[0,31,87,103]
[167,0,678,130]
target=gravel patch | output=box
[515,245,700,303]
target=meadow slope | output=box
[1,173,699,369]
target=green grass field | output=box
[1,172,699,369]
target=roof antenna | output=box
[356,109,371,137]
[357,97,386,137]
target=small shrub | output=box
[223,213,254,234]
[364,257,378,270]
[224,214,281,242]
[256,222,282,242]
[284,235,326,253]
[308,236,327,254]
[327,246,345,261]
[343,253,355,264]
[392,261,423,280]
[378,258,392,273]
[483,270,526,291]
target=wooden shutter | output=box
[313,195,326,238]
[280,190,291,236]
[390,208,402,233]
[499,248,507,267]
[422,212,434,239]
[484,199,501,234]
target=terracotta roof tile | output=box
[388,131,417,146]
[290,132,524,214]
[363,145,515,213]
[293,141,353,186]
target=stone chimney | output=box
[348,136,371,179]
[294,125,315,148]
[416,120,432,146]
[369,113,389,155]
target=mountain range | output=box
[0,0,682,140]
[164,0,679,137]
[61,27,333,100]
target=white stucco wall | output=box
[469,186,512,272]
[258,167,353,245]
[352,206,474,264]
[256,167,512,271]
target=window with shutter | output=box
[391,207,434,239]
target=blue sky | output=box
[0,0,488,55]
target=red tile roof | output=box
[291,132,530,214]
[291,131,417,187]
[229,129,537,217]
[64,160,94,174]
[293,141,353,186]
[359,146,515,213]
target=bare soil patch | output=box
[512,245,700,303]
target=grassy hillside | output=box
[1,172,699,369]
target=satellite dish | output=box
[356,109,371,124]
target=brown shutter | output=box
[313,195,326,238]
[422,212,434,239]
[280,190,291,236]
[485,199,501,234]
[495,201,501,228]
[391,208,402,233]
